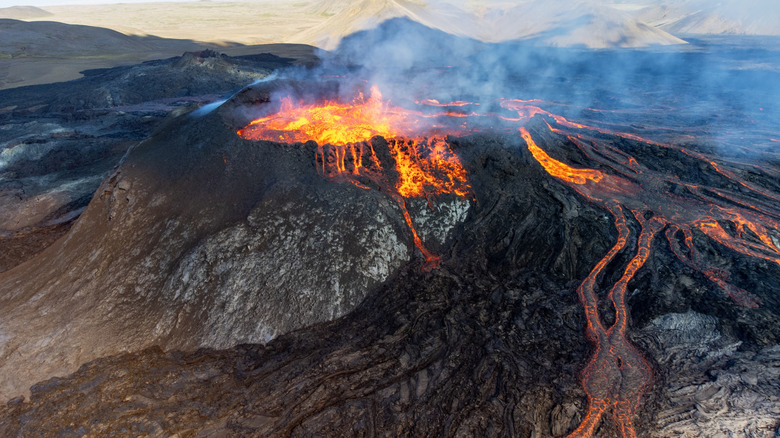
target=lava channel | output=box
[513,110,780,437]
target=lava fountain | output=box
[238,86,474,270]
[237,85,780,436]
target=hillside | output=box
[0,6,51,20]
[0,19,195,58]
[0,19,317,89]
[618,0,780,36]
[292,0,686,49]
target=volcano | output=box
[1,17,780,438]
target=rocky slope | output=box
[0,78,468,401]
[0,49,305,272]
[0,110,778,435]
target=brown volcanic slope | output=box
[0,71,779,435]
[0,81,428,401]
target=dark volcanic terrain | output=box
[1,109,778,436]
[0,48,309,272]
[1,19,779,438]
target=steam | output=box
[233,4,780,157]
[191,72,282,118]
[190,99,227,118]
[243,71,282,89]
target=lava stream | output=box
[516,115,779,436]
[572,213,658,437]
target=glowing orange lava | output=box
[520,127,604,185]
[239,86,406,145]
[237,87,473,270]
[566,204,658,438]
[416,98,478,107]
[509,106,779,437]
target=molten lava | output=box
[519,127,604,185]
[505,103,779,438]
[238,86,780,437]
[238,86,407,146]
[238,87,473,270]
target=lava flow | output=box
[238,86,780,436]
[511,106,780,437]
[238,86,473,270]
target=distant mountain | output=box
[0,6,51,20]
[0,19,197,58]
[291,0,686,49]
[616,0,780,36]
[290,0,448,49]
[470,1,685,47]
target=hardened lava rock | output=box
[2,124,778,436]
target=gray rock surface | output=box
[638,311,780,437]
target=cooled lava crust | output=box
[1,80,779,437]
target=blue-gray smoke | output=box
[246,17,780,157]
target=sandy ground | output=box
[25,1,330,45]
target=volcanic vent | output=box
[238,85,474,270]
[0,79,480,403]
[2,19,780,438]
